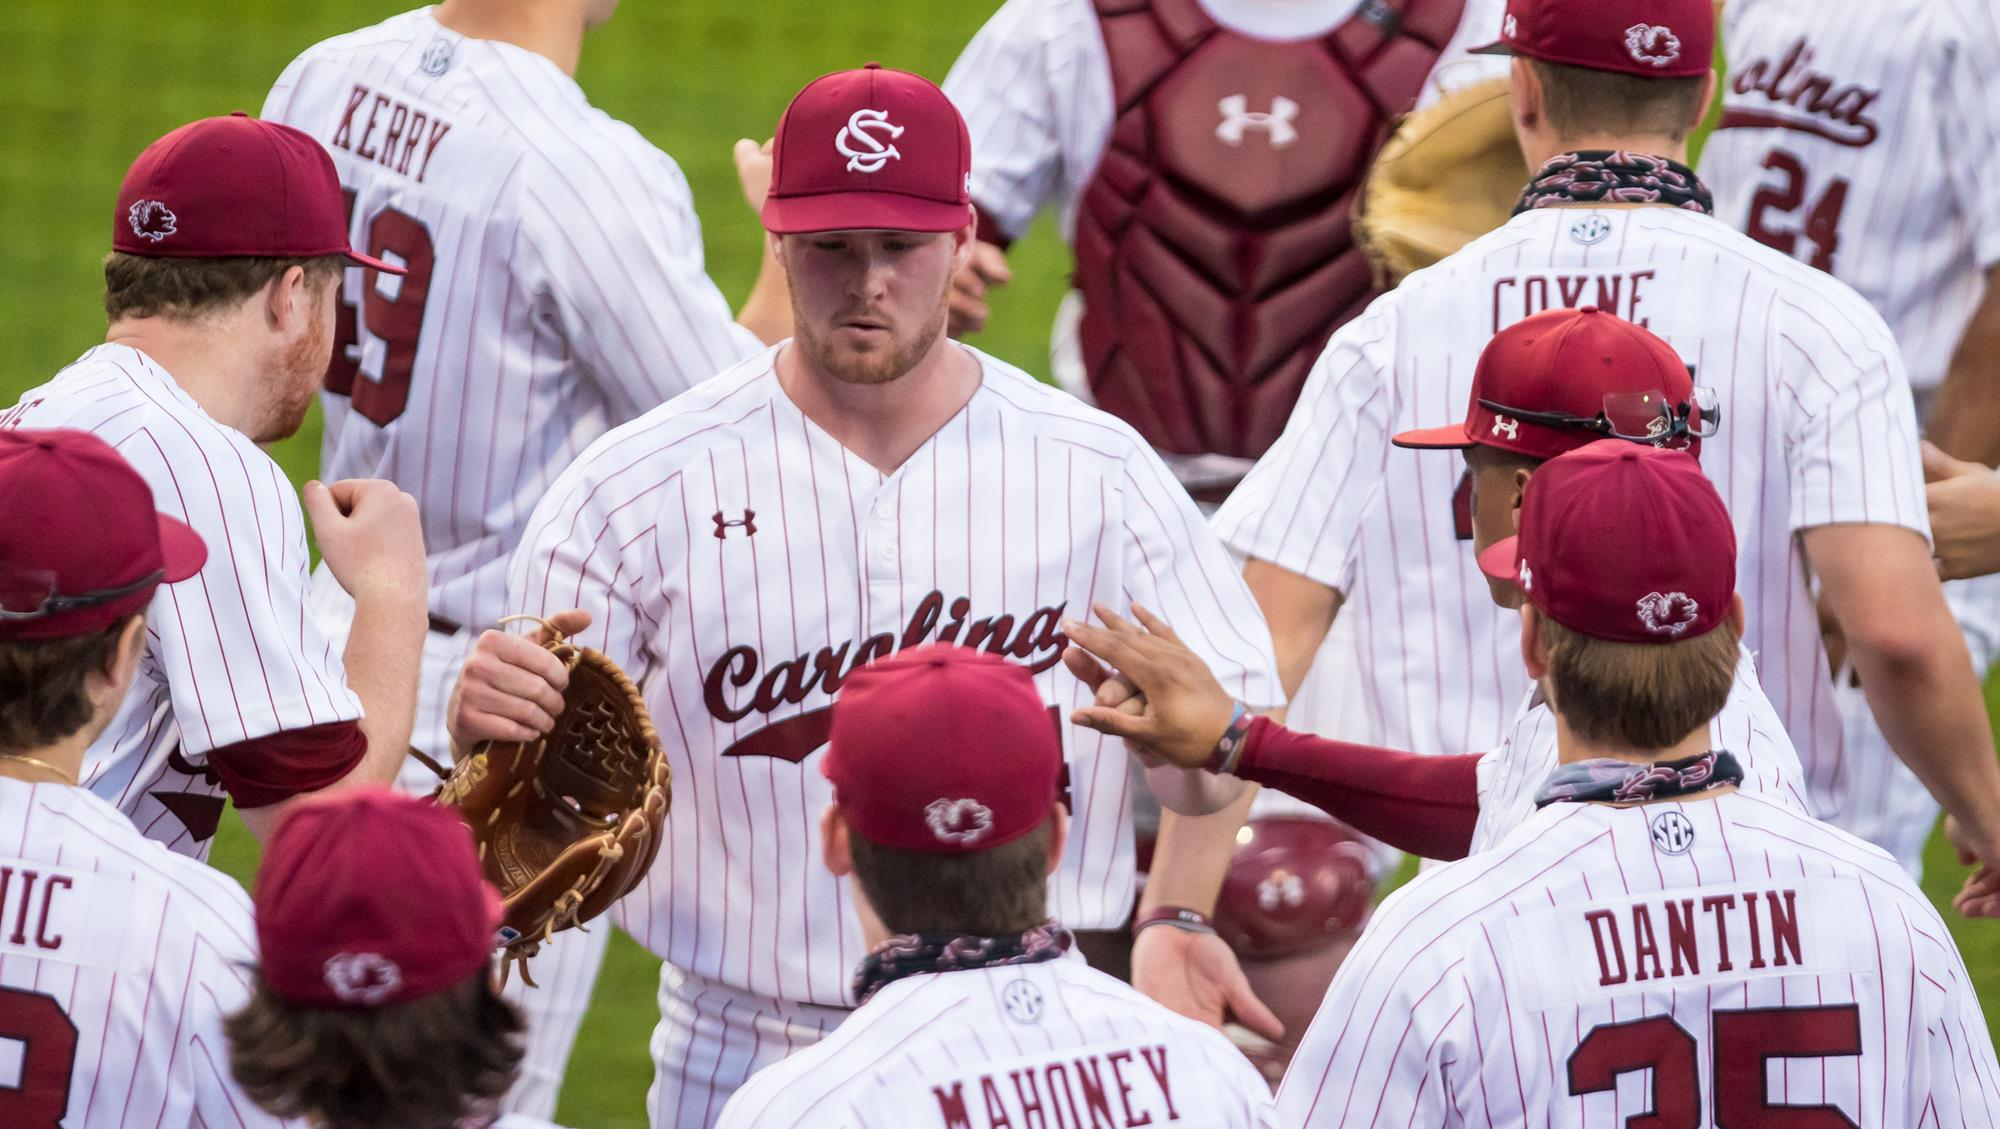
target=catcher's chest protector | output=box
[1077,0,1465,458]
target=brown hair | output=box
[0,617,133,753]
[1526,58,1710,142]
[225,974,524,1129]
[103,252,344,322]
[1538,613,1739,751]
[848,816,1053,936]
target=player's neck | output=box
[105,317,270,435]
[1520,133,1693,177]
[433,0,589,77]
[777,337,983,475]
[0,734,87,787]
[1551,713,1713,769]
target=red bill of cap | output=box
[0,428,206,641]
[763,63,974,235]
[1476,440,1735,644]
[1392,307,1697,460]
[255,789,504,1010]
[824,644,1061,854]
[1472,0,1714,80]
[114,113,404,275]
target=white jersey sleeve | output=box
[1941,0,2000,270]
[942,0,1090,242]
[520,149,760,422]
[1210,297,1400,593]
[1773,291,1927,536]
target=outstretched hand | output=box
[1062,603,1237,768]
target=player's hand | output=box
[305,478,426,605]
[1063,603,1237,768]
[447,609,593,747]
[734,138,775,212]
[1922,441,2000,581]
[947,241,1012,337]
[1062,644,1156,759]
[1130,923,1284,1042]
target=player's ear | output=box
[1510,467,1533,532]
[1689,69,1721,137]
[266,264,309,332]
[1044,806,1070,877]
[1726,593,1746,636]
[1509,57,1543,137]
[1520,605,1550,681]
[95,613,148,704]
[949,217,977,275]
[821,804,854,877]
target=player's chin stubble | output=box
[796,282,952,388]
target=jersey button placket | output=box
[866,488,900,584]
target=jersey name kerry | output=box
[508,345,1280,1007]
[1214,205,1926,810]
[262,7,759,636]
[1701,0,2000,391]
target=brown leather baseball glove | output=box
[431,619,670,983]
[1354,77,1530,287]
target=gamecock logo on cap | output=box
[924,797,994,846]
[127,199,178,243]
[1636,591,1700,636]
[835,108,904,174]
[322,951,403,1005]
[1625,23,1683,68]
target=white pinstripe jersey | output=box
[506,344,1282,1006]
[0,779,293,1129]
[1211,205,1928,810]
[1470,647,1812,854]
[1701,0,2000,393]
[262,8,762,635]
[5,347,363,859]
[715,959,1278,1129]
[941,0,1510,244]
[1277,791,2000,1126]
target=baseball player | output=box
[224,789,564,1129]
[447,64,1281,1129]
[1699,0,2000,873]
[261,0,792,1110]
[0,429,293,1129]
[1276,443,2000,1125]
[4,115,428,857]
[716,645,1278,1129]
[1060,311,1811,859]
[1146,0,2000,1035]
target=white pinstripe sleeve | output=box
[504,427,670,680]
[1118,445,1283,709]
[1209,296,1401,592]
[942,0,1071,241]
[1942,0,2000,269]
[1915,925,2000,1125]
[1276,881,1466,1127]
[115,431,361,756]
[1775,293,1929,537]
[522,149,759,422]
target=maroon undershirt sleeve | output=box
[973,205,1014,250]
[1232,716,1484,861]
[205,719,367,809]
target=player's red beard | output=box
[793,278,952,387]
[254,306,332,443]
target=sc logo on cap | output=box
[836,108,904,174]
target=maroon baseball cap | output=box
[0,429,206,642]
[255,789,504,1010]
[762,63,974,235]
[1393,307,1706,461]
[114,113,403,274]
[1478,441,1735,644]
[1473,0,1714,80]
[824,644,1061,854]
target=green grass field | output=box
[3,2,1994,1125]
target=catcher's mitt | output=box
[432,616,670,983]
[1354,77,1530,287]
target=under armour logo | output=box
[1491,415,1520,440]
[713,510,757,539]
[1216,95,1299,149]
[835,108,904,173]
[1502,13,1518,39]
[1625,23,1683,68]
[127,199,177,243]
[1517,561,1534,591]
